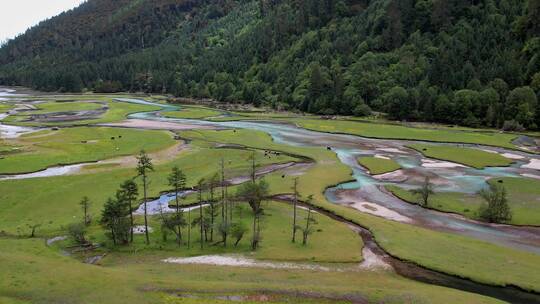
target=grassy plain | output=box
[2,98,540,302]
[0,127,176,174]
[288,119,519,149]
[407,144,514,168]
[357,157,401,174]
[181,129,540,292]
[386,178,540,226]
[0,237,501,304]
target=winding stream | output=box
[115,98,540,255]
[2,93,540,302]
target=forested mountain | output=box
[1,0,539,129]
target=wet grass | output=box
[407,144,514,169]
[0,127,176,174]
[357,157,401,175]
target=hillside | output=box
[0,0,539,129]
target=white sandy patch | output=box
[46,236,68,246]
[101,119,215,130]
[374,154,391,160]
[481,149,525,160]
[359,247,391,270]
[350,202,412,223]
[521,173,540,180]
[377,148,405,154]
[522,159,540,170]
[163,255,330,271]
[0,113,38,139]
[0,164,85,180]
[372,170,408,182]
[421,159,466,168]
[501,153,525,160]
[133,225,154,234]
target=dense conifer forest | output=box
[0,0,539,129]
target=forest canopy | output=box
[0,0,539,129]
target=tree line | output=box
[0,0,539,129]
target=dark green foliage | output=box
[67,222,87,245]
[100,197,131,245]
[1,0,539,129]
[230,222,248,247]
[478,184,512,224]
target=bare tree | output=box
[79,196,92,226]
[168,166,186,246]
[136,150,154,245]
[300,195,317,246]
[291,178,299,243]
[207,173,220,241]
[197,178,206,249]
[220,158,228,246]
[412,177,434,207]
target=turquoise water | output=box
[113,97,540,255]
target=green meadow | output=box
[386,177,540,226]
[0,127,176,174]
[357,156,401,175]
[290,118,519,149]
[2,97,540,303]
[407,144,514,169]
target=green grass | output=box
[30,101,103,113]
[0,102,14,112]
[407,144,514,168]
[357,157,401,174]
[0,143,296,234]
[0,237,501,304]
[83,202,361,263]
[488,177,540,225]
[2,118,540,299]
[0,127,176,174]
[162,106,223,119]
[181,129,540,292]
[290,118,519,149]
[386,180,540,226]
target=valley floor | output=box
[1,89,540,303]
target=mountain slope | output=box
[0,0,539,129]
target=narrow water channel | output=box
[117,98,540,255]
